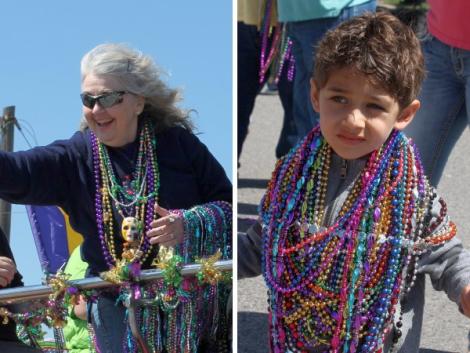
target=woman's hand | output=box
[0,256,16,287]
[146,204,184,247]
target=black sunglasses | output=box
[80,91,127,109]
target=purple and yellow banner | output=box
[26,205,83,274]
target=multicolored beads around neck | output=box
[91,119,159,268]
[261,127,456,353]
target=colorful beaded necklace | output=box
[91,119,159,268]
[259,0,295,84]
[261,127,456,353]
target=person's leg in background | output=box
[405,34,468,186]
[288,19,322,143]
[89,296,127,353]
[288,0,376,144]
[275,65,296,158]
[238,21,297,161]
[238,22,263,162]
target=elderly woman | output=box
[0,43,232,353]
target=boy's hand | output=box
[0,256,16,287]
[460,284,470,317]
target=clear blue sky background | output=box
[0,1,233,285]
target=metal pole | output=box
[0,106,15,242]
[0,260,232,304]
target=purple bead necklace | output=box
[91,119,159,268]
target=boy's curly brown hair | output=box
[313,11,425,108]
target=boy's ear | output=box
[310,79,320,113]
[394,99,420,130]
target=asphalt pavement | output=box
[237,92,470,353]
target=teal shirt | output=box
[277,0,372,22]
[63,246,92,353]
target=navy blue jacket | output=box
[0,125,232,275]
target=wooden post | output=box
[0,106,15,242]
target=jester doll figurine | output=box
[121,217,140,259]
[239,12,470,353]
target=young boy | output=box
[238,12,470,353]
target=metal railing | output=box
[0,260,232,304]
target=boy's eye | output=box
[367,103,385,111]
[331,96,348,104]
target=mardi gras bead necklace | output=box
[92,119,159,267]
[261,127,456,353]
[259,0,280,84]
[92,121,232,352]
[259,0,295,85]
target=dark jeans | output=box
[89,295,127,353]
[238,22,296,161]
[405,33,470,186]
[287,0,377,143]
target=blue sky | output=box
[0,1,233,285]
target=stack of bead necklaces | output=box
[260,127,456,352]
[91,118,232,352]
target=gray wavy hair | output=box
[79,43,194,132]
